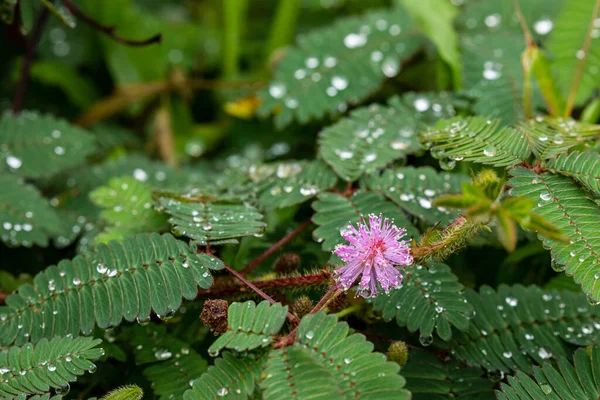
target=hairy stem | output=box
[241,220,312,275]
[62,0,161,46]
[564,0,600,117]
[12,7,49,114]
[197,271,330,297]
[222,264,299,324]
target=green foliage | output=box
[449,284,600,373]
[0,111,96,178]
[101,385,143,400]
[0,233,222,346]
[421,117,530,168]
[120,324,207,400]
[258,7,423,128]
[209,301,288,355]
[0,336,103,398]
[364,166,468,225]
[0,175,61,247]
[546,0,600,105]
[262,312,410,399]
[508,168,600,302]
[184,352,264,400]
[318,93,463,181]
[372,263,473,341]
[158,195,265,245]
[256,160,338,209]
[402,351,494,399]
[312,190,418,251]
[546,151,600,195]
[498,346,600,399]
[90,176,168,244]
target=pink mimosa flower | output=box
[333,214,413,298]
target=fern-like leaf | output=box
[364,166,468,225]
[508,168,600,301]
[403,351,494,400]
[0,111,96,178]
[0,233,223,346]
[258,7,423,128]
[261,312,410,398]
[208,300,288,354]
[0,175,61,247]
[318,93,464,181]
[90,176,168,244]
[158,195,265,245]
[449,284,600,372]
[256,160,338,209]
[101,385,143,400]
[372,263,473,341]
[311,190,418,251]
[497,346,600,399]
[0,336,103,398]
[546,151,600,195]
[120,324,207,400]
[184,352,264,400]
[421,117,531,168]
[546,0,600,105]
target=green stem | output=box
[580,98,600,123]
[265,0,301,66]
[335,304,361,319]
[223,0,248,78]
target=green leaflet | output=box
[0,336,103,398]
[0,233,223,346]
[158,196,265,245]
[372,263,473,341]
[364,166,468,225]
[403,351,494,399]
[256,160,338,209]
[498,346,600,399]
[0,175,61,247]
[318,92,465,181]
[258,7,424,128]
[311,190,418,252]
[268,312,410,399]
[208,301,288,354]
[0,111,97,178]
[546,151,600,195]
[90,176,168,244]
[184,352,264,400]
[508,168,600,301]
[449,284,600,372]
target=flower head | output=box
[333,214,413,298]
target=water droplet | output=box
[6,156,22,169]
[539,192,552,201]
[483,145,496,157]
[305,57,319,69]
[483,61,502,80]
[505,297,518,307]
[269,82,286,99]
[413,97,430,112]
[48,364,57,372]
[331,75,348,90]
[541,384,552,394]
[133,168,148,182]
[285,98,298,109]
[439,157,456,171]
[203,222,213,231]
[363,152,377,163]
[503,351,512,358]
[576,49,585,59]
[484,14,501,28]
[72,277,81,286]
[335,149,354,159]
[208,348,219,357]
[534,18,553,35]
[294,69,306,79]
[418,197,432,209]
[217,387,228,397]
[538,347,552,359]
[371,50,383,62]
[55,384,70,396]
[48,280,56,291]
[419,335,433,346]
[154,349,173,360]
[381,58,400,77]
[54,146,65,155]
[344,33,367,48]
[487,369,505,382]
[324,56,337,68]
[344,357,353,364]
[305,330,314,340]
[525,333,534,340]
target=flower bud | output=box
[200,299,229,335]
[292,296,313,319]
[387,341,409,367]
[274,252,301,274]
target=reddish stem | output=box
[198,272,329,297]
[240,220,311,276]
[222,264,299,324]
[62,0,162,46]
[12,7,49,114]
